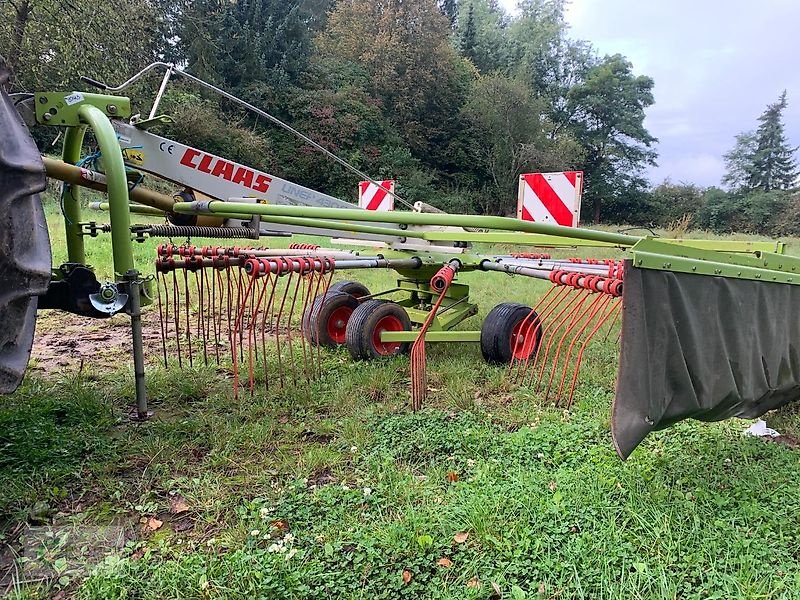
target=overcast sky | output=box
[498,0,800,187]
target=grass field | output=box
[3,193,800,599]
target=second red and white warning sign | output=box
[358,180,395,212]
[517,171,583,227]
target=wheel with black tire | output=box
[346,300,412,360]
[329,280,371,299]
[480,302,542,365]
[303,292,360,348]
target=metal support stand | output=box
[126,270,150,420]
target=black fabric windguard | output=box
[0,57,51,394]
[612,261,800,459]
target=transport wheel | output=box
[303,292,360,347]
[480,302,542,365]
[329,280,371,299]
[346,300,412,360]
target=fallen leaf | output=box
[271,519,289,531]
[467,576,481,589]
[446,471,460,482]
[436,557,453,568]
[548,480,557,492]
[402,569,412,584]
[146,517,163,531]
[169,495,189,514]
[453,531,469,544]
[490,581,502,598]
[131,548,145,561]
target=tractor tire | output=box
[480,302,542,365]
[328,280,371,299]
[345,300,411,360]
[0,58,51,394]
[303,291,360,348]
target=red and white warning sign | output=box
[358,180,395,212]
[517,171,583,227]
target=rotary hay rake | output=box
[2,59,799,459]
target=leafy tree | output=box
[455,0,509,73]
[566,54,657,223]
[507,0,567,93]
[0,0,165,94]
[460,73,581,214]
[649,180,704,226]
[317,0,472,164]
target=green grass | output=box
[2,193,800,598]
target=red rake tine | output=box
[273,258,293,390]
[172,267,183,368]
[283,259,307,388]
[566,299,621,408]
[541,290,605,402]
[260,269,280,395]
[232,262,258,399]
[194,265,209,367]
[246,273,271,394]
[530,287,590,391]
[552,291,611,404]
[411,263,457,411]
[297,260,317,383]
[525,285,586,389]
[182,268,194,367]
[156,267,169,368]
[515,282,575,385]
[509,284,569,382]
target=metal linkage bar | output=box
[176,200,639,247]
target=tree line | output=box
[2,0,797,232]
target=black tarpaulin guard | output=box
[612,261,800,459]
[0,57,50,394]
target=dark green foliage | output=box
[723,92,798,193]
[649,181,705,225]
[567,55,657,223]
[749,92,798,191]
[696,188,791,234]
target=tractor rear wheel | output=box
[329,280,371,299]
[480,302,542,364]
[303,292,360,348]
[0,60,51,394]
[346,300,411,360]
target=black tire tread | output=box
[480,302,538,364]
[329,280,371,298]
[345,300,411,360]
[303,291,360,348]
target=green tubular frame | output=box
[174,201,639,246]
[174,201,800,284]
[46,93,136,279]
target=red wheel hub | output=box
[326,306,354,344]
[511,319,539,360]
[372,315,405,356]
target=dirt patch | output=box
[30,311,164,374]
[307,467,337,488]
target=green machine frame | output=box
[31,87,799,416]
